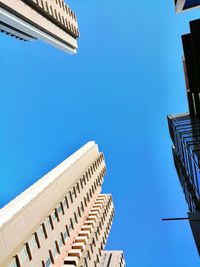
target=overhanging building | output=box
[167,14,200,255]
[0,0,79,53]
[168,113,200,255]
[0,141,126,267]
[174,0,200,13]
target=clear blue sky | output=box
[1,1,200,266]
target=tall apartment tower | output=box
[174,0,200,13]
[168,3,200,256]
[0,141,126,267]
[0,0,79,53]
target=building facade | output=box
[167,4,200,255]
[0,141,125,267]
[167,15,200,255]
[174,0,200,13]
[100,251,126,267]
[0,0,79,53]
[168,113,200,255]
[182,19,200,118]
[168,113,200,212]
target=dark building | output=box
[168,113,200,255]
[182,19,200,118]
[175,0,200,13]
[168,113,200,212]
[167,17,200,255]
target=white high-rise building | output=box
[0,142,126,267]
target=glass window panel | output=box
[37,226,45,240]
[29,235,38,250]
[45,217,52,230]
[19,246,28,262]
[53,244,58,259]
[51,211,58,222]
[45,257,52,267]
[8,259,18,267]
[63,230,68,241]
[59,238,63,249]
[57,205,62,214]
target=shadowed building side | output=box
[168,114,200,255]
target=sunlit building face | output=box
[0,0,79,53]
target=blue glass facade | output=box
[168,113,200,212]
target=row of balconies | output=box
[63,195,113,266]
[25,0,79,37]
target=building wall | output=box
[0,0,79,52]
[100,251,126,267]
[0,142,106,267]
[168,113,200,212]
[64,194,114,267]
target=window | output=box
[42,223,48,239]
[66,225,70,237]
[63,230,68,242]
[45,217,53,231]
[90,166,93,175]
[84,197,87,207]
[70,218,74,230]
[74,212,78,223]
[8,258,18,267]
[92,238,96,247]
[69,191,73,203]
[91,186,94,195]
[53,243,58,260]
[86,171,90,180]
[87,250,91,260]
[89,189,92,198]
[96,254,100,263]
[29,235,38,251]
[83,258,88,267]
[76,182,80,193]
[54,9,58,19]
[94,182,97,190]
[51,210,59,223]
[58,237,64,250]
[62,16,65,25]
[95,232,98,241]
[45,2,49,13]
[83,175,86,185]
[45,257,52,267]
[81,201,84,212]
[50,5,53,16]
[37,226,45,242]
[58,12,61,22]
[58,203,64,216]
[65,196,69,209]
[73,186,77,198]
[78,206,81,217]
[19,245,28,263]
[90,243,93,253]
[80,178,83,189]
